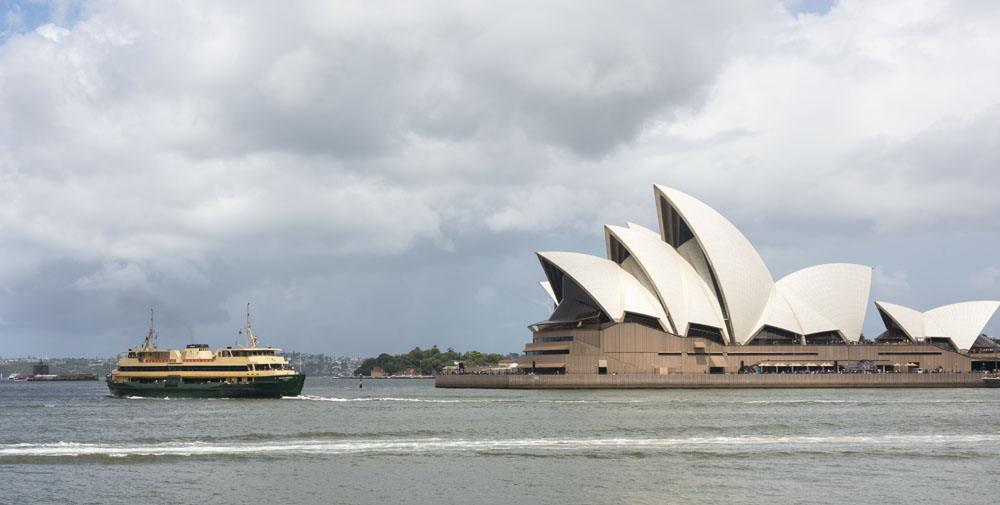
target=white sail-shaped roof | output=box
[605,224,728,340]
[876,300,1000,350]
[537,251,667,328]
[776,263,873,341]
[875,301,927,341]
[924,302,1000,350]
[655,185,774,344]
[532,184,886,346]
[539,281,558,304]
[754,288,806,336]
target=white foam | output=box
[4,434,999,458]
[284,395,465,403]
[284,395,646,404]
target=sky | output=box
[1,0,999,358]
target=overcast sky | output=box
[2,0,999,357]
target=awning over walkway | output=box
[534,363,566,368]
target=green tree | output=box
[352,347,505,375]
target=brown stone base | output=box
[435,373,992,389]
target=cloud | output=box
[971,267,1000,291]
[873,266,909,290]
[73,261,150,292]
[1,0,1000,355]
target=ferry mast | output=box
[245,302,259,349]
[142,307,157,350]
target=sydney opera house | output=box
[519,185,1000,375]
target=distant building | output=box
[370,366,386,377]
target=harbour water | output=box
[2,379,1000,504]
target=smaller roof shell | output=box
[876,301,925,340]
[605,224,727,340]
[776,263,872,342]
[536,251,668,329]
[924,301,1000,350]
[875,300,1000,350]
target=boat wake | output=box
[4,434,999,460]
[284,395,467,403]
[284,395,647,404]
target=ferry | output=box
[106,305,305,398]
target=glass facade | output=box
[749,326,802,345]
[687,323,726,344]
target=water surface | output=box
[2,379,999,504]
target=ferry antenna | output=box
[143,306,157,350]
[245,302,258,348]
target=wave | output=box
[122,396,237,401]
[4,434,999,459]
[129,430,446,444]
[285,395,649,404]
[285,395,467,403]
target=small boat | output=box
[984,376,1000,388]
[106,305,305,398]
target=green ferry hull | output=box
[107,374,305,399]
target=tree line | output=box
[353,346,507,376]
